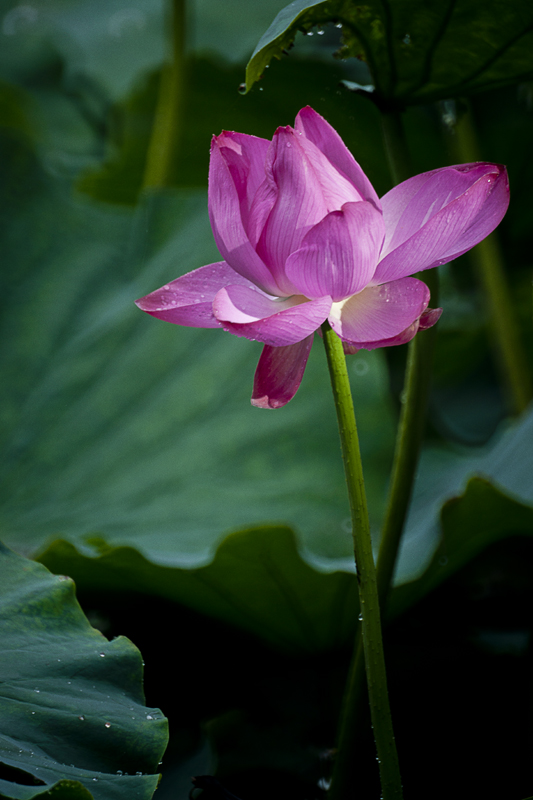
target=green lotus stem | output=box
[329,109,438,800]
[322,321,403,800]
[447,102,532,414]
[143,0,186,189]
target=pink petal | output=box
[374,163,509,284]
[251,337,314,408]
[418,307,443,330]
[214,131,273,244]
[256,126,362,294]
[208,137,281,295]
[135,262,255,327]
[295,106,381,210]
[285,201,385,301]
[213,284,331,346]
[329,277,430,343]
[350,307,442,350]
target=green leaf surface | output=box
[245,0,533,105]
[0,544,168,800]
[38,527,358,655]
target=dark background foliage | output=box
[1,0,533,798]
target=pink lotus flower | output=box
[136,107,509,408]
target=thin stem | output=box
[143,0,186,189]
[446,101,532,414]
[322,322,403,800]
[330,109,438,800]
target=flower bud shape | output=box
[136,107,509,408]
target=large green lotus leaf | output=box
[0,543,168,800]
[0,133,395,565]
[245,0,533,105]
[38,526,359,655]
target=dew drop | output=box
[31,711,35,715]
[358,612,363,621]
[136,771,143,776]
[317,27,325,35]
[78,715,85,721]
[146,715,154,720]
[104,722,111,728]
[99,653,105,658]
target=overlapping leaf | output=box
[37,526,359,655]
[37,470,533,654]
[0,544,168,800]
